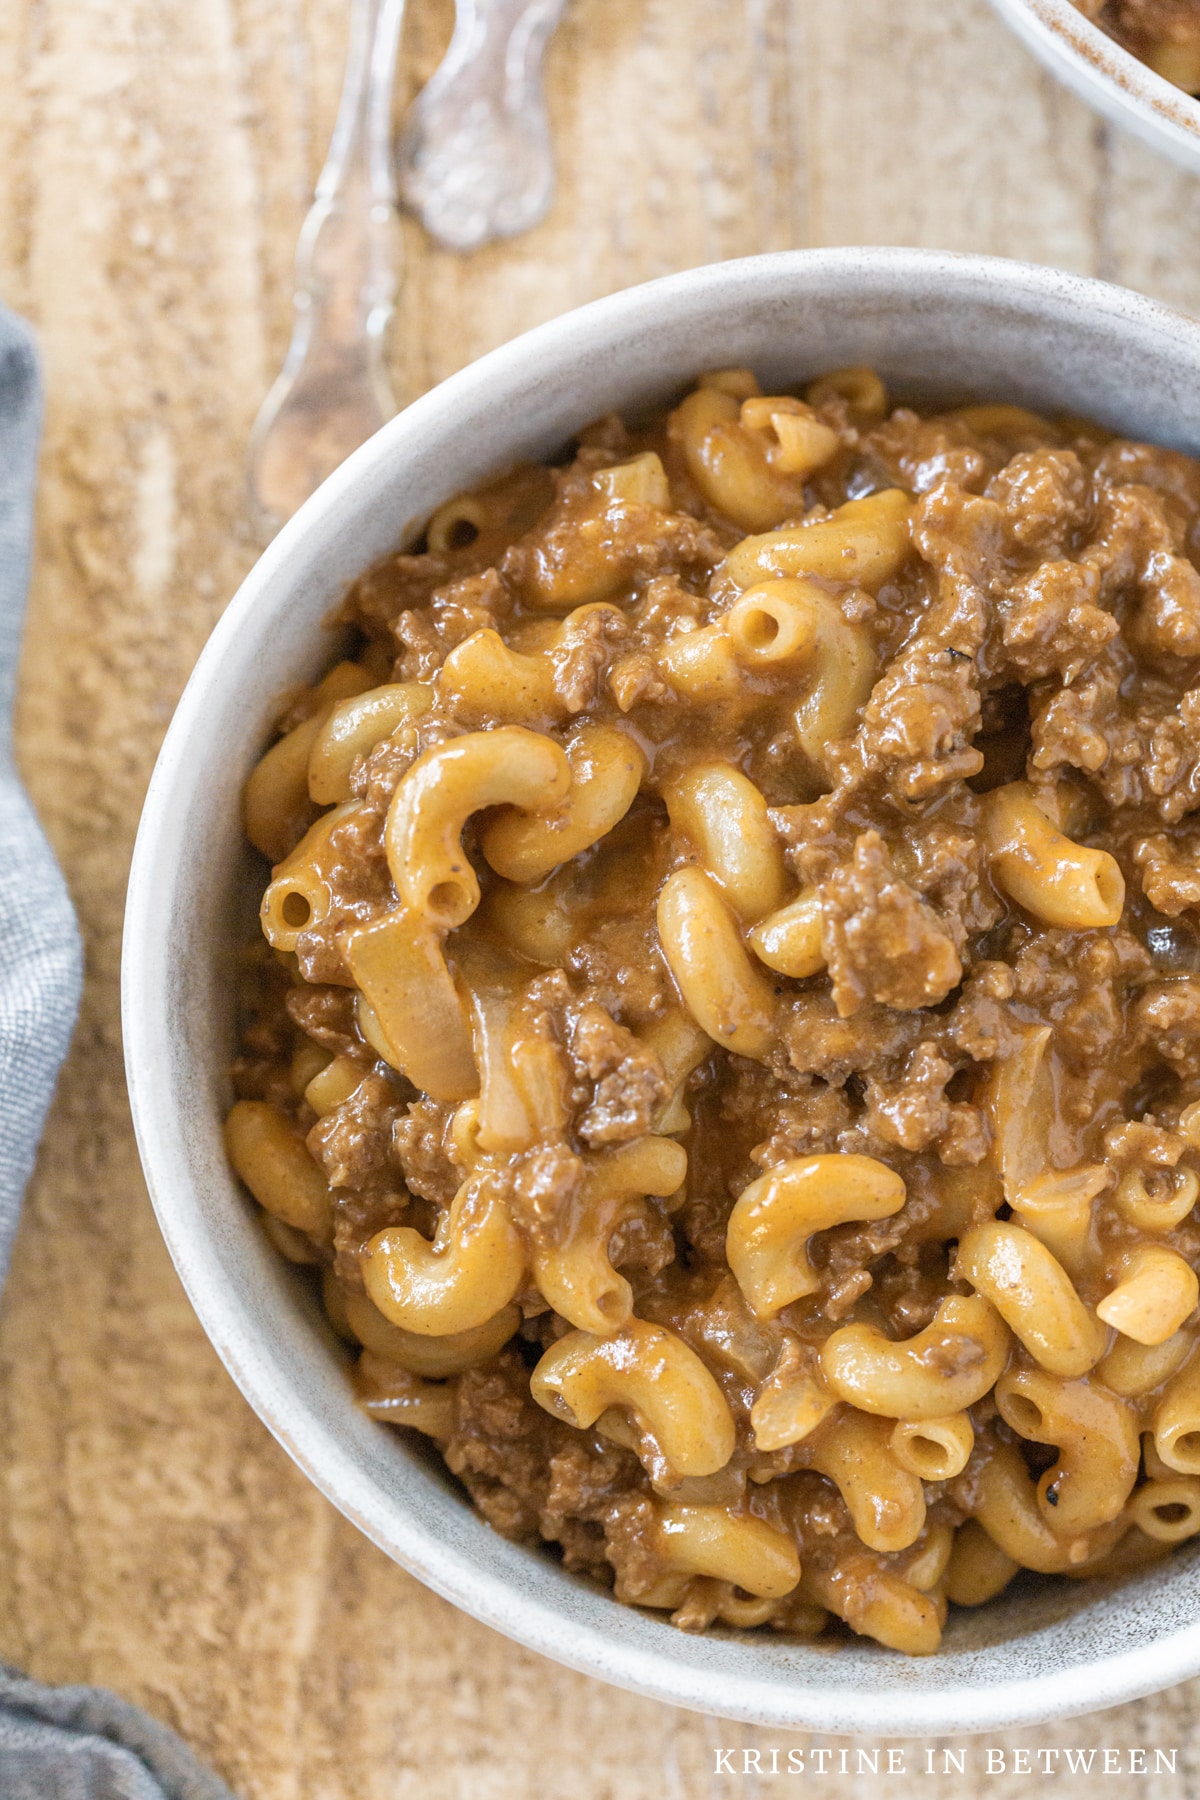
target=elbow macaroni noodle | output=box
[980,781,1125,930]
[227,370,1200,1656]
[656,865,778,1060]
[819,1295,1009,1418]
[728,1154,907,1319]
[531,1319,737,1487]
[363,1175,526,1337]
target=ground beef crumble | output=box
[820,833,963,1016]
[567,1003,669,1147]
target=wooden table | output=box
[3,1,1200,1793]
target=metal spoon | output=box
[248,0,406,538]
[397,0,566,253]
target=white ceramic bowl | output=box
[124,249,1200,1735]
[990,0,1200,173]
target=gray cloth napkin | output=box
[0,1666,238,1800]
[0,305,237,1800]
[0,303,82,1292]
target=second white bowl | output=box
[990,0,1200,173]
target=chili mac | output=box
[227,366,1200,1654]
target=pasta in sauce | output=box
[227,366,1200,1654]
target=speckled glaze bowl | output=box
[123,249,1200,1734]
[990,0,1200,173]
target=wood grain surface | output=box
[2,2,1200,1795]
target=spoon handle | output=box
[248,0,406,536]
[397,0,566,253]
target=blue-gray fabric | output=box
[0,305,82,1293]
[0,305,237,1799]
[0,1666,238,1800]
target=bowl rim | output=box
[124,246,1200,1735]
[989,0,1200,169]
